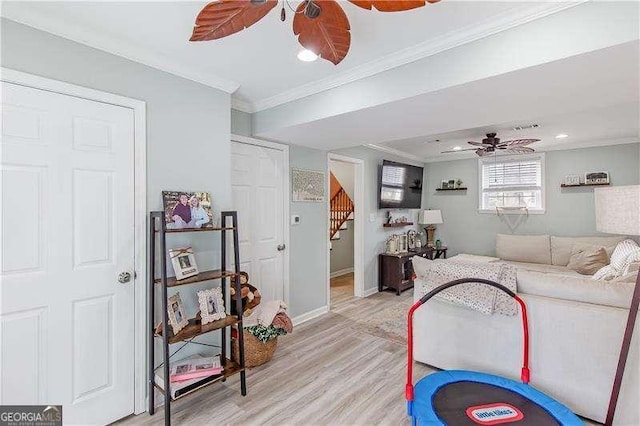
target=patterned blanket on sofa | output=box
[415,258,518,316]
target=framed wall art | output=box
[292,168,325,202]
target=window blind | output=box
[482,159,541,189]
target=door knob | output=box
[277,244,286,251]
[118,271,132,283]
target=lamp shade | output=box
[595,185,640,236]
[419,209,443,225]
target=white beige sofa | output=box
[413,234,639,425]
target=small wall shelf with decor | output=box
[383,222,414,228]
[435,187,468,191]
[560,183,611,188]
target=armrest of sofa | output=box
[517,270,635,309]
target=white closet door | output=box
[231,142,285,302]
[1,82,136,425]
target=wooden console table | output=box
[378,247,448,295]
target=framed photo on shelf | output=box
[564,175,581,186]
[162,191,215,229]
[169,247,199,280]
[197,287,226,324]
[168,293,189,335]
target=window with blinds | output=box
[479,154,545,213]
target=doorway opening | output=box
[327,154,364,310]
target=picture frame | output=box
[169,247,199,280]
[584,171,609,185]
[441,180,449,189]
[197,287,226,324]
[292,169,325,202]
[168,293,189,335]
[564,175,581,186]
[162,191,215,229]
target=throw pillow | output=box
[592,264,618,281]
[567,246,609,275]
[610,239,640,272]
[412,255,432,280]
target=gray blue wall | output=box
[330,225,354,274]
[424,143,640,256]
[231,109,252,136]
[289,146,328,316]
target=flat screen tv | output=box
[378,160,423,209]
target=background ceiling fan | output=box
[441,133,540,156]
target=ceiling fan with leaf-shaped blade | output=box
[189,0,440,65]
[441,133,540,157]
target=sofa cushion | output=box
[496,234,551,265]
[516,269,634,309]
[566,246,609,275]
[610,239,640,271]
[550,236,626,266]
[501,261,582,278]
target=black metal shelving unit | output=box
[147,211,246,426]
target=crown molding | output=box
[1,7,240,94]
[2,1,584,108]
[248,1,585,113]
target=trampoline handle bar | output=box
[406,278,530,404]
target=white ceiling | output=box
[1,1,580,109]
[257,41,640,157]
[380,102,640,162]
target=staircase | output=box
[330,172,354,240]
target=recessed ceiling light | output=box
[297,49,318,62]
[556,133,569,139]
[452,146,462,151]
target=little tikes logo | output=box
[465,403,524,425]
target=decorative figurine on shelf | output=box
[407,230,417,250]
[456,179,463,189]
[386,234,399,254]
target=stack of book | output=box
[155,354,223,399]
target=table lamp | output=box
[419,210,443,248]
[595,185,640,425]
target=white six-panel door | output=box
[1,82,136,424]
[231,142,285,302]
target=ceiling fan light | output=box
[556,133,569,139]
[297,49,318,62]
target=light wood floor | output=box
[119,275,599,425]
[119,275,427,425]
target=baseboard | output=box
[292,306,329,326]
[361,287,379,298]
[330,267,354,278]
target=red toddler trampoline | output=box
[405,278,583,425]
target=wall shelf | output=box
[560,183,610,188]
[436,187,468,191]
[383,222,414,228]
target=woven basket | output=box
[233,329,278,368]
